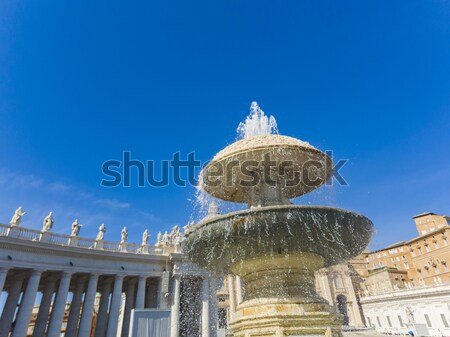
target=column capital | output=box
[114,274,125,281]
[30,270,43,277]
[138,275,148,281]
[61,271,73,279]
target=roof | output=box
[367,226,450,255]
[386,241,406,248]
[413,212,437,218]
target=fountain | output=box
[183,102,373,337]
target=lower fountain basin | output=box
[182,205,373,272]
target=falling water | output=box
[237,102,278,139]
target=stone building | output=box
[363,212,450,290]
[355,212,450,336]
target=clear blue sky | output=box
[0,1,449,250]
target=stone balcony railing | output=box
[0,223,164,255]
[360,282,450,303]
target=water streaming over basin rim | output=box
[201,135,333,204]
[182,205,374,273]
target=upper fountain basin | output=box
[182,205,374,273]
[200,135,333,206]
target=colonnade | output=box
[0,268,167,337]
[169,273,217,337]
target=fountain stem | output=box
[231,253,326,302]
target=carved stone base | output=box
[230,253,343,337]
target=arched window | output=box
[336,294,349,325]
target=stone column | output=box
[156,277,164,308]
[201,277,210,337]
[78,273,99,337]
[106,275,124,337]
[235,276,243,304]
[228,275,236,320]
[65,278,85,337]
[209,275,217,337]
[0,268,9,295]
[0,275,24,337]
[94,279,112,337]
[46,272,72,337]
[121,279,136,337]
[135,276,147,309]
[170,276,181,337]
[319,272,333,304]
[32,278,56,337]
[159,271,170,308]
[344,273,364,327]
[12,270,42,337]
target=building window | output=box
[402,255,406,260]
[377,316,381,327]
[418,247,423,255]
[444,238,449,246]
[411,251,416,257]
[425,314,432,328]
[410,279,415,287]
[333,274,344,289]
[386,316,392,327]
[425,245,431,253]
[404,262,409,269]
[443,263,449,272]
[434,241,439,249]
[441,314,449,328]
[391,258,396,263]
[367,317,372,327]
[398,315,404,327]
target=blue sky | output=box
[0,1,449,250]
